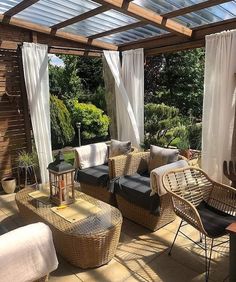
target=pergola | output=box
[1,0,236,179]
[1,0,236,56]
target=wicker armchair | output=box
[76,145,138,205]
[162,166,236,281]
[109,151,177,231]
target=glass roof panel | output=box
[174,1,236,28]
[132,0,206,15]
[0,0,22,14]
[100,24,168,45]
[15,0,100,26]
[63,9,137,37]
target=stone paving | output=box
[0,192,229,282]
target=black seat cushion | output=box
[114,172,160,215]
[76,164,109,187]
[196,201,236,237]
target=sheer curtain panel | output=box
[202,30,236,183]
[103,49,144,148]
[122,49,144,145]
[22,43,53,184]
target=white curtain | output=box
[22,43,53,184]
[103,49,144,148]
[122,49,144,145]
[202,30,236,183]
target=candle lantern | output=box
[48,151,75,206]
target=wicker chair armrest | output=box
[208,182,236,215]
[109,151,149,178]
[168,191,206,234]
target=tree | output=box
[49,55,106,111]
[75,56,104,92]
[143,103,183,149]
[49,56,84,104]
[50,95,75,149]
[145,48,204,118]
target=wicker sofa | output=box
[109,151,184,231]
[75,143,137,205]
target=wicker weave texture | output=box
[109,151,149,178]
[110,151,180,231]
[116,194,175,231]
[162,166,236,237]
[80,182,117,206]
[16,188,122,269]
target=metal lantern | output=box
[48,151,75,206]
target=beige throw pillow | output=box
[149,145,179,172]
[110,139,132,157]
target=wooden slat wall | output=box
[0,49,30,178]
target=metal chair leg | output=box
[204,236,214,282]
[200,232,203,243]
[168,220,183,256]
[206,239,214,281]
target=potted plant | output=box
[17,150,39,187]
[1,177,16,194]
[177,138,191,159]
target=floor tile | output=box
[135,252,204,282]
[49,256,82,281]
[0,193,230,282]
[75,259,134,282]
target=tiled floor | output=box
[0,192,229,282]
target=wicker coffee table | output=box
[15,188,122,269]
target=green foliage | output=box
[17,150,38,167]
[75,57,104,92]
[143,103,182,149]
[49,56,84,104]
[145,48,204,118]
[71,102,109,140]
[63,151,75,165]
[50,95,75,149]
[78,86,107,112]
[172,125,190,150]
[188,123,202,150]
[49,55,106,112]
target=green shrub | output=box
[71,102,109,140]
[188,122,202,150]
[50,95,75,149]
[143,103,181,149]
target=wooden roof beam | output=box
[49,48,102,57]
[163,0,232,19]
[0,15,118,50]
[145,40,204,57]
[120,17,236,53]
[93,0,192,37]
[51,6,109,30]
[4,0,39,17]
[162,0,230,18]
[89,20,147,39]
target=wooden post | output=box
[31,31,37,43]
[17,46,32,152]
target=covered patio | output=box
[1,1,236,282]
[0,192,229,282]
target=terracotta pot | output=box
[1,177,16,194]
[179,149,191,160]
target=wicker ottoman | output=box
[16,188,122,269]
